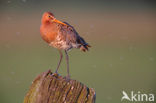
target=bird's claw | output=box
[64,75,70,82]
[52,72,59,77]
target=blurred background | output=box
[0,0,156,103]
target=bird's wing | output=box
[60,22,91,51]
[61,22,78,43]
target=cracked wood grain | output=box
[23,70,96,103]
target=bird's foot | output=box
[64,75,70,82]
[55,69,58,74]
[52,72,59,78]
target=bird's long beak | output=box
[53,19,67,26]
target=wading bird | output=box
[40,12,90,78]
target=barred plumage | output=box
[40,12,91,78]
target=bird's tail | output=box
[77,36,91,52]
[80,44,91,52]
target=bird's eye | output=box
[48,15,51,18]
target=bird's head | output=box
[41,12,67,26]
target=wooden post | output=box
[23,70,96,103]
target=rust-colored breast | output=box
[40,23,58,44]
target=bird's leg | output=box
[55,50,63,74]
[65,50,70,79]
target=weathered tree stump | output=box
[23,70,96,103]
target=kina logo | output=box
[121,91,155,102]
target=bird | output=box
[40,12,91,79]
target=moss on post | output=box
[24,70,96,103]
